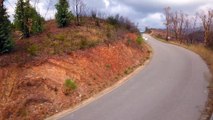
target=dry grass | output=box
[187,45,213,79]
[0,19,131,67]
[153,36,213,120]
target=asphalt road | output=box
[59,34,209,120]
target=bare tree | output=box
[199,9,213,46]
[182,14,190,43]
[178,11,185,43]
[192,14,198,33]
[164,7,172,40]
[170,10,187,43]
[187,14,198,44]
[171,11,179,40]
[72,0,86,25]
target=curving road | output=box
[58,34,209,120]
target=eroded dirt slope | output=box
[0,36,150,120]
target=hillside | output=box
[0,18,150,120]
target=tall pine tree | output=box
[0,0,13,53]
[14,0,30,38]
[31,7,44,34]
[55,0,73,27]
[14,0,43,37]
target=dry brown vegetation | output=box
[0,18,150,120]
[162,7,213,47]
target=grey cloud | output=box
[5,0,213,30]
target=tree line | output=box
[0,0,90,54]
[0,0,138,54]
[163,7,213,48]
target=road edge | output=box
[149,34,213,120]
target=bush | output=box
[79,38,99,50]
[124,67,133,75]
[91,10,97,19]
[136,36,144,45]
[80,38,88,49]
[64,79,77,90]
[63,79,77,95]
[27,44,39,56]
[54,34,65,41]
[107,16,119,26]
[127,39,132,45]
[106,14,140,33]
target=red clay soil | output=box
[0,36,150,120]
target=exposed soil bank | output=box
[0,36,150,120]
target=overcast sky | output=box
[4,0,213,31]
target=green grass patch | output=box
[136,36,144,45]
[64,79,77,90]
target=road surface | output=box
[59,34,209,120]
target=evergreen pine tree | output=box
[14,0,30,38]
[31,7,44,34]
[0,1,13,53]
[14,0,43,37]
[55,0,73,27]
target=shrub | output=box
[107,16,119,26]
[91,10,97,19]
[80,38,88,49]
[54,34,65,41]
[124,67,134,75]
[106,25,113,38]
[63,79,77,95]
[124,70,129,75]
[79,38,99,50]
[136,36,144,45]
[106,14,140,33]
[64,79,77,90]
[27,44,39,56]
[127,39,132,45]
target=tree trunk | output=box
[0,0,3,7]
[204,30,209,46]
[166,27,169,41]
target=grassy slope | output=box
[0,18,120,66]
